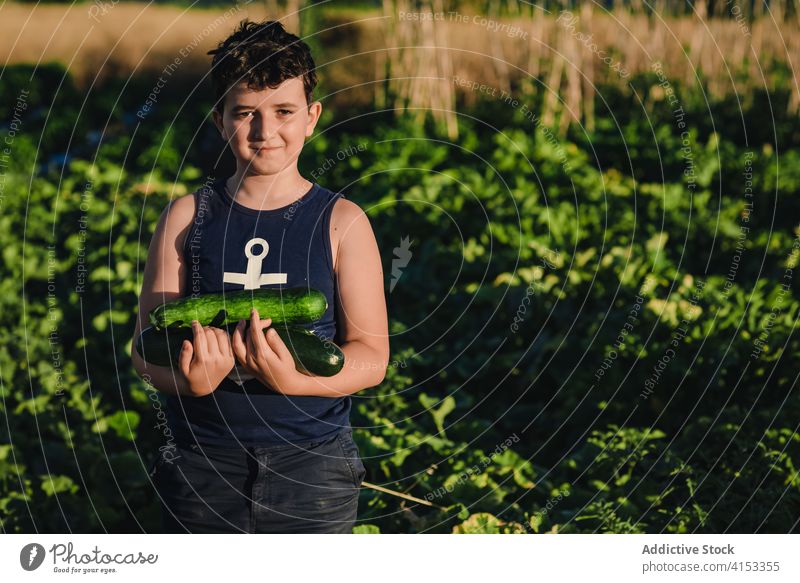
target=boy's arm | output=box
[291,198,390,397]
[130,193,197,397]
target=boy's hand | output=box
[231,308,302,395]
[178,320,236,397]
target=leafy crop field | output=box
[1,36,798,533]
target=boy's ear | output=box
[212,108,226,140]
[305,100,322,138]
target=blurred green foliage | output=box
[0,61,798,534]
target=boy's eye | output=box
[234,109,292,118]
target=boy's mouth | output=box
[254,146,283,155]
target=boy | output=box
[131,19,389,533]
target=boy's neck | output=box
[225,169,314,211]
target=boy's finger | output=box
[265,327,292,362]
[232,320,247,365]
[223,328,235,358]
[212,327,230,357]
[248,309,272,358]
[192,320,207,361]
[178,339,193,377]
[203,327,219,357]
[246,321,259,364]
[259,330,282,371]
[246,309,257,357]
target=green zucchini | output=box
[148,287,327,330]
[269,324,345,377]
[135,322,345,377]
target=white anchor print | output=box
[223,237,287,289]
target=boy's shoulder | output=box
[160,190,196,225]
[153,190,199,249]
[330,192,368,228]
[319,183,358,214]
[327,191,372,273]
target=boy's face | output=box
[212,76,321,177]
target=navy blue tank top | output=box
[165,176,351,447]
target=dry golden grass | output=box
[0,2,275,84]
[2,1,797,134]
[377,1,800,136]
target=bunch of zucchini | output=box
[136,288,344,377]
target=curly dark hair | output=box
[207,19,318,115]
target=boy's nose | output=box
[252,115,279,141]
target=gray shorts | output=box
[148,428,366,533]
